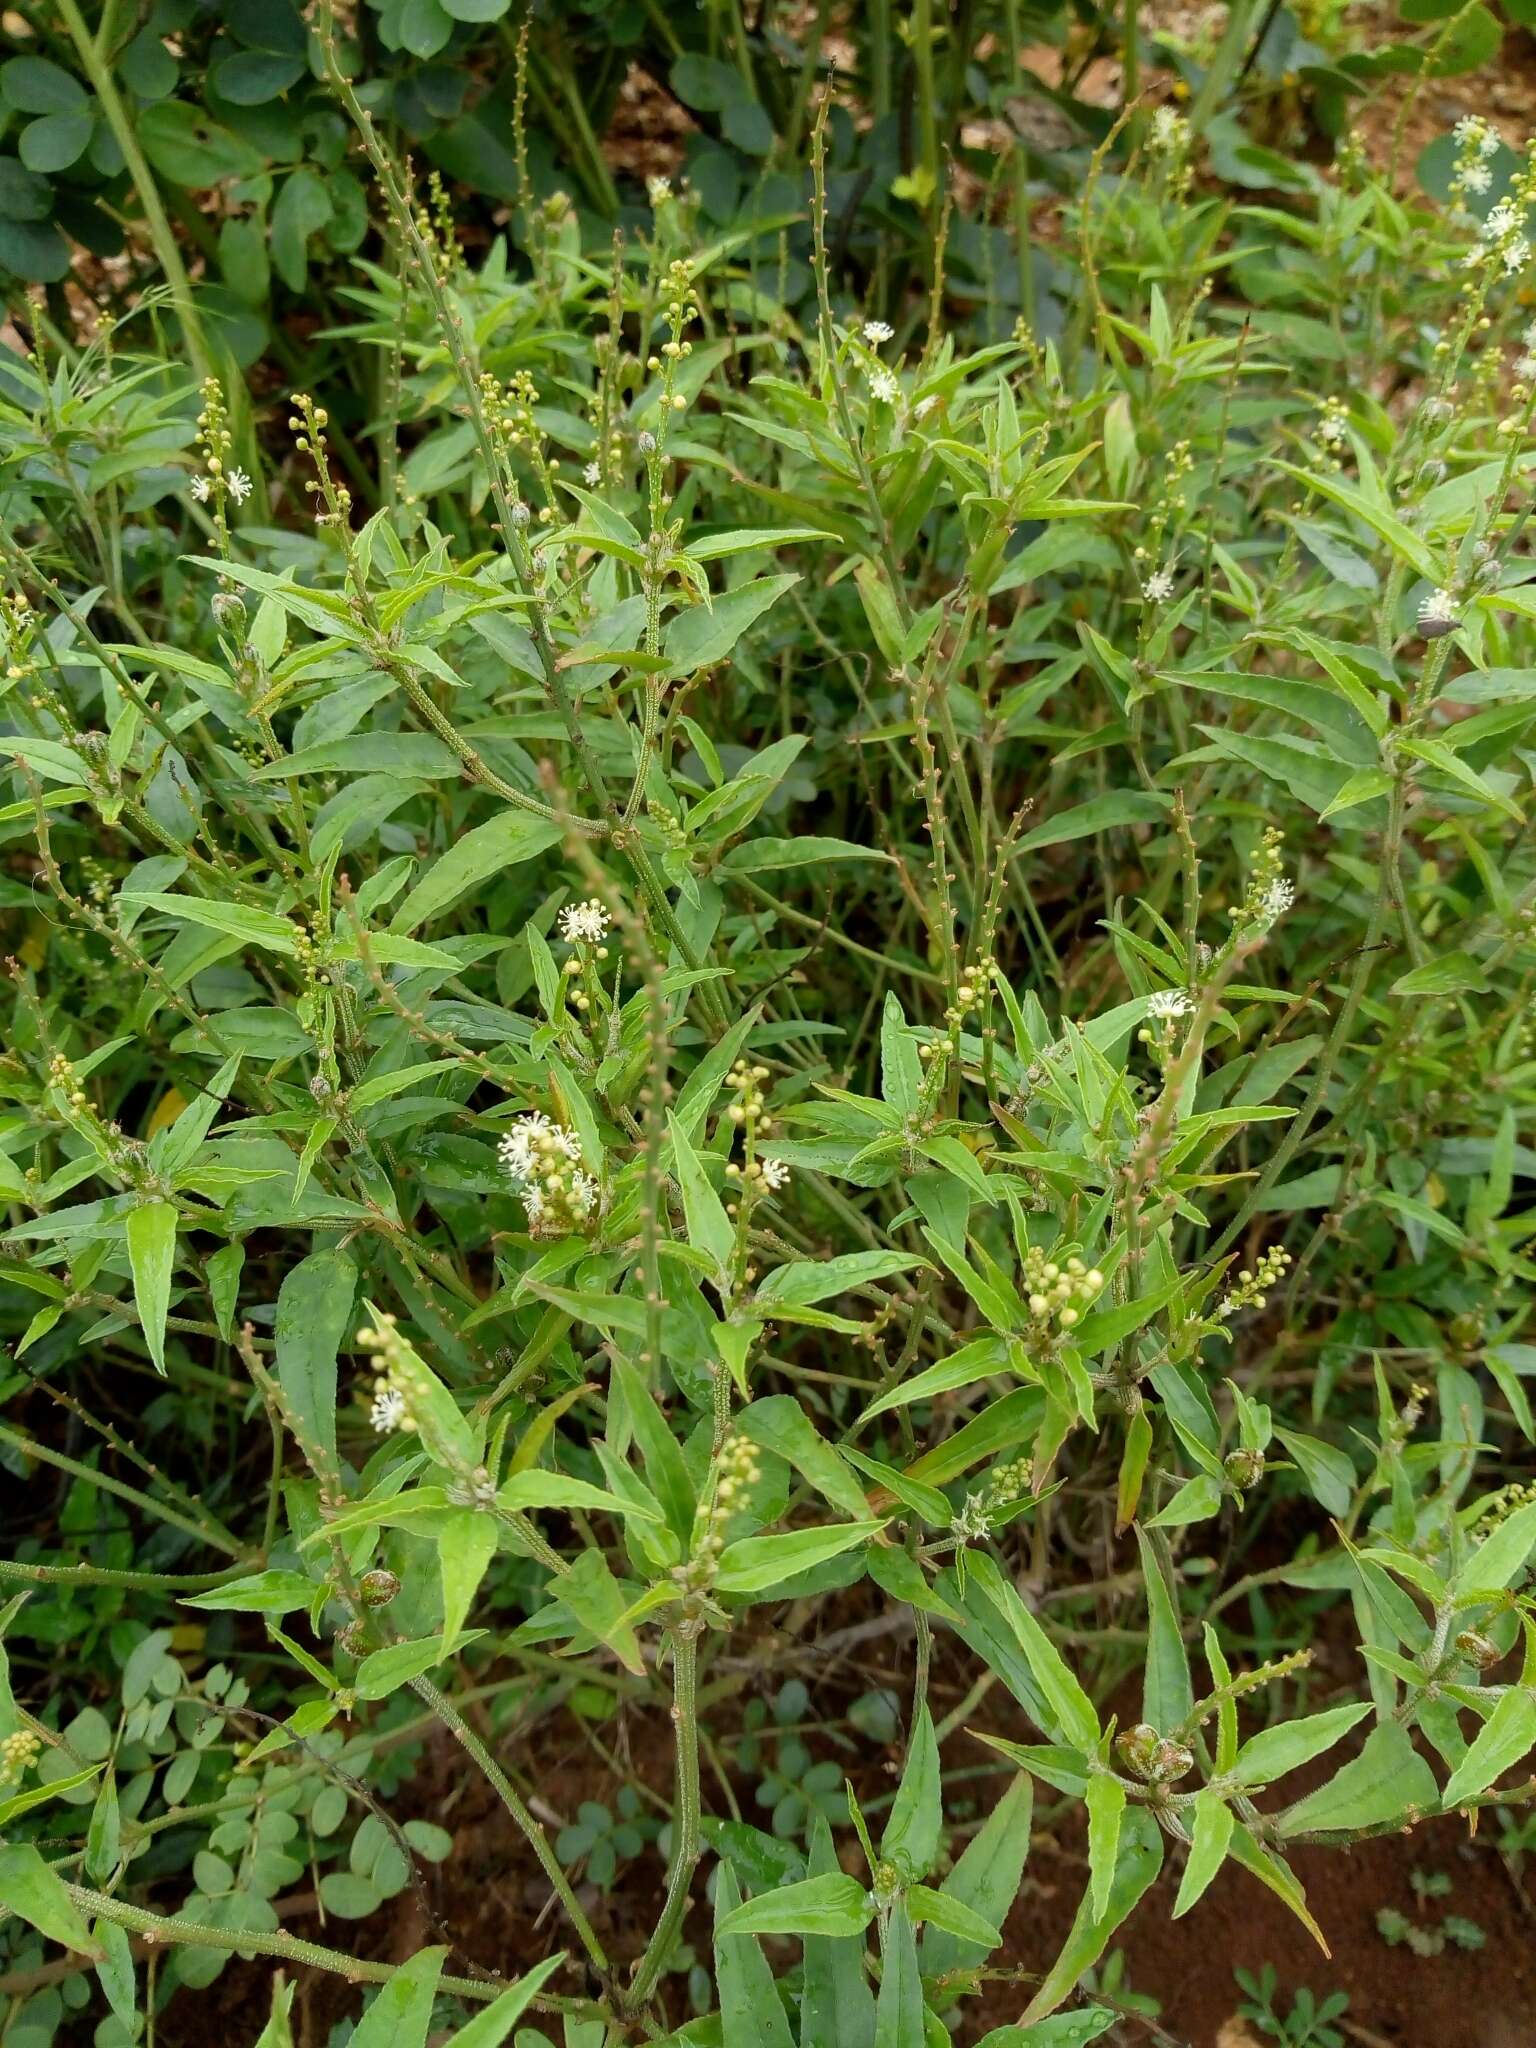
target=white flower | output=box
[1315,407,1347,447]
[647,175,672,205]
[868,367,900,405]
[1456,116,1500,159]
[1259,877,1296,925]
[190,474,211,502]
[1147,989,1193,1020]
[558,897,611,945]
[570,1170,598,1216]
[1481,200,1518,242]
[759,1158,791,1191]
[370,1386,407,1434]
[498,1110,552,1180]
[584,461,602,486]
[1141,567,1175,603]
[1505,236,1530,275]
[227,468,253,504]
[522,1182,545,1222]
[1149,105,1187,152]
[1417,586,1460,635]
[913,394,938,419]
[862,319,894,344]
[1463,163,1493,196]
[1517,353,1536,381]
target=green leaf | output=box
[442,1957,568,2046]
[665,574,797,674]
[721,835,891,874]
[392,811,562,931]
[128,893,301,956]
[714,1521,882,1593]
[1014,792,1169,854]
[1172,1789,1233,1918]
[685,528,835,560]
[1442,1684,1536,1807]
[1271,461,1439,581]
[975,2015,1116,2047]
[905,1883,1002,1948]
[350,1945,445,2048]
[714,1862,796,2048]
[0,1844,101,1957]
[881,1704,941,1877]
[1277,1720,1439,1837]
[668,1112,735,1282]
[1458,1498,1536,1595]
[182,1570,317,1615]
[1085,1772,1125,1922]
[1233,1703,1371,1787]
[275,1250,354,1474]
[2,56,87,112]
[738,1396,869,1520]
[874,1901,925,2048]
[715,1872,874,1939]
[21,109,94,174]
[448,1957,573,2039]
[1146,1473,1223,1528]
[438,1511,498,1646]
[139,100,263,183]
[968,1554,1098,1749]
[1274,1429,1356,1516]
[802,1812,876,2048]
[1021,1808,1162,2023]
[859,1335,1010,1424]
[125,1201,177,1374]
[754,1250,925,1310]
[1134,1529,1192,1732]
[919,1773,1030,1977]
[497,1470,661,1521]
[353,1634,485,1701]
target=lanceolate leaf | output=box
[1021,1808,1163,2023]
[124,1200,177,1375]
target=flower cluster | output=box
[1469,197,1531,277]
[290,393,353,532]
[1141,565,1176,604]
[868,364,900,406]
[498,1111,600,1235]
[1233,827,1294,933]
[671,1432,763,1600]
[1021,1248,1103,1336]
[359,1311,426,1435]
[721,1060,789,1204]
[1418,586,1460,638]
[1472,1478,1536,1547]
[189,378,253,521]
[1314,395,1349,452]
[558,898,611,946]
[1214,1243,1291,1322]
[1146,988,1193,1023]
[952,1455,1033,1541]
[1452,115,1501,203]
[0,1727,41,1789]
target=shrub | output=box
[1,13,1535,2048]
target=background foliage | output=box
[2,2,1536,2046]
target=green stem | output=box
[625,1631,701,2009]
[409,1674,610,1977]
[58,1878,592,2013]
[0,1425,243,1557]
[52,0,210,383]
